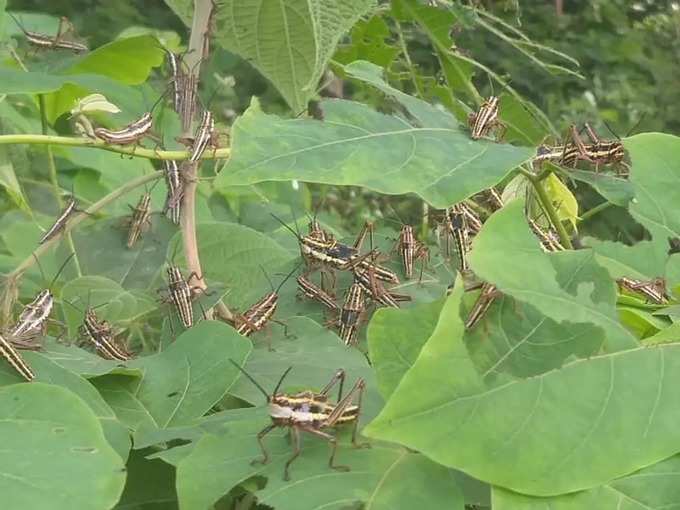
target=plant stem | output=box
[579,201,614,223]
[6,171,163,281]
[0,134,231,160]
[394,19,425,98]
[181,0,233,321]
[520,166,574,250]
[38,94,82,277]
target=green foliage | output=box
[1,1,680,509]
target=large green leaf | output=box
[125,320,251,428]
[116,450,178,510]
[568,168,634,207]
[0,383,125,509]
[468,199,637,351]
[367,299,444,399]
[493,454,680,510]
[626,133,680,241]
[366,280,680,496]
[465,295,603,381]
[214,0,377,112]
[169,407,463,510]
[585,238,668,280]
[216,61,534,209]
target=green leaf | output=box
[567,168,634,207]
[493,454,680,510]
[468,199,637,351]
[172,407,463,510]
[217,61,533,209]
[127,320,251,428]
[214,0,378,112]
[0,383,125,509]
[0,146,29,212]
[116,450,178,510]
[366,288,680,497]
[626,133,680,241]
[465,295,603,381]
[41,339,143,378]
[585,238,668,280]
[334,15,401,68]
[544,172,578,228]
[193,222,295,304]
[229,317,383,419]
[25,353,131,461]
[367,299,444,399]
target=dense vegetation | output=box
[1,1,679,509]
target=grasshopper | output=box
[296,275,339,311]
[8,13,88,53]
[394,224,429,280]
[39,196,78,245]
[527,217,564,252]
[227,265,299,339]
[442,204,471,272]
[162,160,183,225]
[577,123,628,174]
[352,265,411,309]
[468,96,506,140]
[465,282,501,330]
[230,361,367,481]
[164,265,204,329]
[0,333,35,381]
[80,308,131,361]
[93,90,168,146]
[125,193,153,248]
[617,277,669,305]
[189,110,219,162]
[336,283,366,345]
[9,253,74,339]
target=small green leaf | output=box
[0,383,125,509]
[544,172,578,228]
[568,168,634,207]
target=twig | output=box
[5,171,163,281]
[181,0,233,321]
[394,19,425,98]
[520,165,574,250]
[579,201,614,223]
[0,134,230,160]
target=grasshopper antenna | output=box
[270,213,302,241]
[272,366,293,396]
[259,265,275,293]
[275,262,303,294]
[228,359,271,401]
[48,252,76,289]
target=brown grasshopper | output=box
[163,264,204,329]
[336,283,366,346]
[8,253,74,339]
[230,360,367,481]
[468,96,506,140]
[442,204,471,273]
[125,192,153,249]
[617,277,669,305]
[8,13,88,53]
[162,160,183,225]
[226,265,300,339]
[296,275,339,311]
[39,196,78,245]
[0,333,35,381]
[394,225,429,280]
[465,282,501,330]
[65,298,131,361]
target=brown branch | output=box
[180,0,233,321]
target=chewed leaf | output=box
[71,93,121,114]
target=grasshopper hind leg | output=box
[283,426,301,481]
[252,423,276,467]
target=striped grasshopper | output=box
[468,96,506,140]
[394,224,429,281]
[8,13,88,53]
[465,281,501,330]
[0,333,35,381]
[353,262,411,309]
[162,160,183,225]
[230,360,367,481]
[296,275,339,311]
[8,253,75,339]
[226,264,300,340]
[617,277,669,305]
[93,90,168,147]
[163,264,205,329]
[442,204,471,273]
[65,298,131,361]
[39,196,78,245]
[335,283,366,346]
[125,188,156,249]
